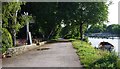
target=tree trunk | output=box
[12,29,16,46]
[47,29,54,39]
[80,23,83,40]
[12,11,17,47]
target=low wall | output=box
[6,41,47,57]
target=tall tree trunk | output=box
[42,34,45,40]
[47,29,54,40]
[12,10,17,46]
[13,10,18,46]
[80,23,83,40]
[12,29,16,46]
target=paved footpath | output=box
[2,42,82,67]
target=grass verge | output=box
[72,40,120,68]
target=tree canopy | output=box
[86,24,107,33]
[106,24,120,35]
[21,2,109,40]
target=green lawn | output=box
[72,40,120,68]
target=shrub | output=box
[117,59,120,68]
[83,36,89,42]
[90,52,118,68]
[1,28,13,53]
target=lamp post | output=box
[24,12,32,45]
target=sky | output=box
[108,0,119,25]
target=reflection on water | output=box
[88,37,120,52]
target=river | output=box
[88,37,120,53]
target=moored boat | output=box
[98,41,114,51]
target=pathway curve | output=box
[2,42,82,67]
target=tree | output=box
[21,2,62,40]
[20,2,109,40]
[79,3,108,40]
[2,1,31,46]
[106,24,120,35]
[87,24,107,33]
[53,2,108,40]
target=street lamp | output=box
[24,12,32,45]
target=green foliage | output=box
[87,24,107,33]
[83,36,88,42]
[2,1,29,33]
[90,53,118,68]
[106,24,120,35]
[59,2,108,40]
[86,24,120,36]
[60,24,80,39]
[22,2,109,40]
[2,1,32,46]
[72,40,119,68]
[117,59,120,68]
[1,28,13,53]
[24,2,61,39]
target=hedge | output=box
[1,28,13,53]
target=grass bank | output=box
[72,40,120,68]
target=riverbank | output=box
[72,40,120,68]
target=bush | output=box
[83,36,88,42]
[90,53,118,68]
[1,28,13,53]
[117,59,120,68]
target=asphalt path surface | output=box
[2,42,82,67]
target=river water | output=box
[88,37,120,53]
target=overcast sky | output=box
[108,0,119,25]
